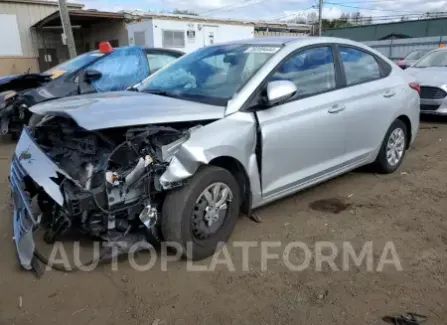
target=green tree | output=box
[172,9,199,16]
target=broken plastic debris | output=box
[382,312,427,325]
[249,213,262,223]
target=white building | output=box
[0,2,312,76]
[125,11,311,53]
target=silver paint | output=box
[266,80,297,105]
[160,111,263,207]
[29,91,225,130]
[162,37,420,210]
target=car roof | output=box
[88,46,184,56]
[214,36,372,49]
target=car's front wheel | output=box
[161,165,241,261]
[374,119,408,174]
[28,113,44,126]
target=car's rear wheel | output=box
[373,119,408,174]
[161,165,241,261]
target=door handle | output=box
[328,104,346,113]
[383,90,396,98]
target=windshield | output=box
[137,44,281,105]
[44,51,105,76]
[405,50,428,61]
[413,50,447,68]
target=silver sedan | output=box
[11,37,420,270]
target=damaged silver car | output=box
[10,37,420,272]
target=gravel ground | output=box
[0,117,446,325]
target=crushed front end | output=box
[10,116,192,271]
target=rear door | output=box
[334,45,400,162]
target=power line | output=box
[328,0,396,3]
[342,12,447,20]
[267,6,315,22]
[199,0,271,16]
[325,2,426,14]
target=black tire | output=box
[10,132,20,141]
[373,119,408,174]
[161,165,241,261]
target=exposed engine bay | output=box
[27,116,199,260]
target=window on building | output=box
[339,47,381,85]
[134,31,146,46]
[162,30,185,48]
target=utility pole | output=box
[318,0,323,36]
[58,0,77,58]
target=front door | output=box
[256,46,348,198]
[38,48,58,72]
[203,26,218,47]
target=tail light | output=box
[409,82,420,94]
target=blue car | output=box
[0,42,183,138]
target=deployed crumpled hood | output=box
[405,67,447,86]
[30,91,225,130]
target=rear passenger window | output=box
[339,47,381,86]
[269,46,336,98]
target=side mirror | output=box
[265,80,297,105]
[83,69,102,83]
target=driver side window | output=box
[268,46,336,99]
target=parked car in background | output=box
[405,48,447,115]
[10,37,420,272]
[396,49,433,69]
[0,43,183,138]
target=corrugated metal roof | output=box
[123,11,312,31]
[1,0,83,8]
[322,17,447,41]
[32,9,126,28]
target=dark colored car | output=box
[0,43,183,138]
[396,49,432,69]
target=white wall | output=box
[127,19,254,53]
[127,20,155,47]
[0,14,23,56]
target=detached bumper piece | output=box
[10,156,38,270]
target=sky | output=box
[74,0,447,22]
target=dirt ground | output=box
[0,117,446,325]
